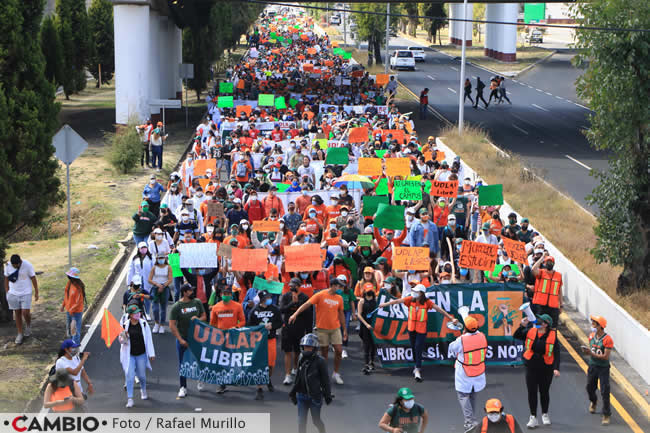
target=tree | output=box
[573,0,650,295]
[0,0,64,319]
[353,3,398,65]
[402,2,419,38]
[40,15,64,85]
[57,0,91,97]
[422,3,447,45]
[473,3,486,43]
[88,0,114,87]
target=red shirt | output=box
[271,130,284,141]
[249,128,260,139]
[244,200,265,221]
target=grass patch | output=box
[439,125,650,328]
[350,49,390,74]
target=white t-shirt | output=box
[4,260,36,296]
[55,355,83,384]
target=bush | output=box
[106,120,141,174]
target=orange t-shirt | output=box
[62,281,84,314]
[209,301,245,329]
[309,290,343,330]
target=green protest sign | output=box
[357,234,372,247]
[343,52,352,60]
[217,96,234,108]
[371,284,525,368]
[219,82,234,94]
[362,195,389,217]
[269,39,277,44]
[315,138,328,149]
[478,184,504,206]
[258,94,275,106]
[264,70,273,77]
[274,182,291,192]
[325,147,349,165]
[253,276,284,295]
[270,32,277,38]
[278,36,285,43]
[167,253,183,278]
[180,321,270,385]
[289,98,299,108]
[484,263,521,283]
[275,97,287,109]
[333,47,345,56]
[373,204,405,230]
[375,149,388,158]
[375,177,389,196]
[393,180,422,201]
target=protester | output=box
[143,174,166,215]
[127,243,153,317]
[378,387,429,433]
[531,254,562,329]
[43,369,84,412]
[3,254,38,344]
[582,315,613,425]
[132,202,157,246]
[149,125,168,172]
[148,253,173,334]
[356,287,378,374]
[60,267,86,345]
[119,304,155,408]
[470,398,524,433]
[55,339,93,398]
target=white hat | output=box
[240,219,249,225]
[412,284,426,293]
[137,241,148,249]
[233,198,242,204]
[181,209,190,215]
[336,274,348,283]
[132,274,142,285]
[153,228,163,234]
[364,226,372,234]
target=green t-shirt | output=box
[588,332,613,367]
[336,289,357,312]
[385,403,425,433]
[169,299,205,338]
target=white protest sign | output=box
[178,243,219,268]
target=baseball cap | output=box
[363,266,374,273]
[374,257,388,265]
[330,277,343,287]
[590,315,607,328]
[126,304,141,315]
[482,222,491,230]
[258,290,270,299]
[397,387,414,400]
[543,256,555,264]
[412,284,426,293]
[60,339,80,350]
[537,314,553,326]
[464,316,479,331]
[485,398,503,413]
[131,274,142,286]
[233,198,242,204]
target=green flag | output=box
[253,277,284,295]
[374,204,405,230]
[362,196,389,217]
[217,96,234,108]
[289,98,299,108]
[275,97,287,109]
[258,94,275,106]
[275,182,291,192]
[478,184,504,206]
[325,147,349,165]
[375,177,389,196]
[375,149,388,158]
[219,82,234,94]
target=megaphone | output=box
[447,306,469,331]
[458,306,470,320]
[519,302,537,323]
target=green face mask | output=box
[222,295,232,303]
[142,207,149,212]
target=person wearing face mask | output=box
[247,290,283,400]
[356,289,378,373]
[374,227,408,267]
[132,201,157,246]
[488,211,503,239]
[118,305,155,408]
[280,278,312,385]
[148,254,172,334]
[226,198,249,229]
[441,214,464,262]
[582,315,613,426]
[55,339,93,400]
[142,174,166,216]
[161,182,183,217]
[433,196,454,233]
[190,186,208,211]
[244,191,265,221]
[59,268,86,345]
[408,209,440,257]
[158,203,178,238]
[122,274,150,316]
[470,398,524,433]
[380,284,458,382]
[531,255,562,329]
[148,228,171,258]
[303,208,323,240]
[476,222,499,247]
[354,267,379,298]
[513,314,560,428]
[127,243,153,315]
[173,210,200,243]
[379,387,429,433]
[304,195,327,225]
[169,284,206,398]
[516,218,534,244]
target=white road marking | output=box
[448,87,457,93]
[528,85,534,89]
[555,95,563,100]
[532,103,549,112]
[471,75,477,79]
[427,75,436,80]
[565,154,592,170]
[520,82,526,86]
[512,124,529,135]
[536,88,544,92]
[450,66,458,71]
[545,92,553,96]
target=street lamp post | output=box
[384,2,390,74]
[458,0,469,135]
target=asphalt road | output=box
[76,268,648,433]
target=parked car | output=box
[390,50,416,71]
[526,30,543,43]
[330,15,341,25]
[408,46,426,62]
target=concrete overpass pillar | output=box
[485,3,517,62]
[148,10,162,118]
[171,24,183,100]
[449,3,473,47]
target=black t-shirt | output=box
[128,321,146,356]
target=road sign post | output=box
[52,125,88,268]
[150,99,182,135]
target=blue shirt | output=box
[407,220,440,254]
[143,182,166,203]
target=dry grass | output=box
[350,49,390,74]
[440,125,650,328]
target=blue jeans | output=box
[176,340,188,388]
[152,286,169,324]
[341,310,351,346]
[409,331,427,368]
[66,312,83,345]
[419,104,427,119]
[126,353,147,399]
[173,276,184,302]
[297,393,325,433]
[133,234,149,246]
[151,146,163,169]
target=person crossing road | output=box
[474,77,489,109]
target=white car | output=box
[390,50,416,71]
[408,46,426,62]
[330,15,341,25]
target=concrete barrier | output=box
[436,137,650,386]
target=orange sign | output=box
[430,180,458,198]
[252,220,281,232]
[198,178,210,190]
[381,129,405,144]
[392,247,430,270]
[385,158,411,177]
[236,105,252,117]
[423,151,433,162]
[307,47,317,55]
[332,41,339,47]
[358,158,382,176]
[194,159,217,176]
[375,74,389,86]
[303,63,314,72]
[501,237,528,264]
[348,126,369,144]
[236,80,246,90]
[231,248,268,272]
[459,240,498,271]
[436,150,446,162]
[284,244,324,272]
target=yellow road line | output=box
[557,330,644,433]
[397,81,451,126]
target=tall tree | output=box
[40,15,64,85]
[57,0,91,97]
[353,3,398,64]
[573,0,650,295]
[422,3,447,45]
[87,0,114,87]
[473,3,486,43]
[402,2,419,38]
[0,0,64,319]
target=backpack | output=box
[236,162,248,177]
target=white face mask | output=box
[241,224,249,230]
[182,216,189,222]
[487,413,501,423]
[407,215,414,221]
[155,234,163,240]
[207,227,214,234]
[402,399,415,409]
[591,327,598,334]
[341,211,348,217]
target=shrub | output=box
[106,120,141,174]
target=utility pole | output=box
[384,2,390,74]
[458,0,468,135]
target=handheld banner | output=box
[178,243,219,268]
[459,240,499,271]
[253,276,284,295]
[393,180,422,201]
[501,237,527,264]
[430,180,459,198]
[392,247,430,270]
[385,158,410,177]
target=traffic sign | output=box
[53,124,88,165]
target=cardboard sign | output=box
[393,180,422,201]
[219,82,234,93]
[252,276,284,295]
[218,96,234,108]
[325,147,349,165]
[385,158,411,177]
[237,105,252,117]
[436,150,446,162]
[375,149,388,159]
[258,94,275,106]
[167,253,183,278]
[430,180,459,198]
[178,243,219,268]
[231,248,268,272]
[357,234,372,247]
[284,244,323,272]
[392,247,430,270]
[375,177,389,196]
[478,184,504,206]
[206,201,225,218]
[375,74,389,86]
[358,158,382,176]
[501,237,527,264]
[198,179,210,190]
[194,159,217,176]
[252,220,281,232]
[315,138,328,150]
[381,129,405,144]
[348,126,369,144]
[362,195,389,217]
[459,240,498,271]
[275,97,287,109]
[217,243,233,259]
[374,204,405,230]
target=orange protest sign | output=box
[351,70,364,78]
[436,150,446,162]
[237,105,252,117]
[198,178,210,190]
[348,126,369,144]
[502,237,528,264]
[392,247,430,270]
[193,159,217,176]
[375,74,389,86]
[302,63,314,72]
[252,220,281,232]
[307,47,316,55]
[358,158,382,176]
[324,60,334,67]
[236,80,246,90]
[459,240,498,271]
[385,158,411,177]
[231,248,268,272]
[284,244,324,272]
[381,129,405,144]
[300,34,309,41]
[423,151,433,162]
[332,41,339,47]
[430,180,458,198]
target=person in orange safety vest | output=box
[531,254,562,329]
